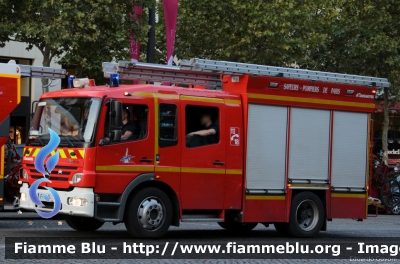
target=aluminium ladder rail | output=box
[103,59,390,88]
[103,61,222,88]
[19,65,66,79]
[181,59,391,88]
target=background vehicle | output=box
[0,61,65,211]
[19,59,388,237]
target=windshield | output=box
[28,97,101,146]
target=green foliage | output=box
[1,0,399,95]
[168,0,400,94]
[173,0,339,66]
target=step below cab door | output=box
[180,96,226,209]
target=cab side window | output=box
[105,104,148,143]
[159,104,178,147]
[185,105,219,148]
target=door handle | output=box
[140,158,153,163]
[213,161,225,165]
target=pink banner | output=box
[130,6,143,62]
[163,0,179,66]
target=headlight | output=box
[20,192,26,201]
[71,173,83,184]
[67,197,87,206]
[21,169,28,180]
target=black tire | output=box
[274,223,290,236]
[287,192,324,238]
[380,179,400,208]
[218,222,258,232]
[124,187,172,238]
[64,215,104,231]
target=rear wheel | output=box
[287,192,324,237]
[124,187,172,238]
[218,222,258,232]
[64,215,104,231]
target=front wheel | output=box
[64,215,104,231]
[218,222,258,232]
[124,187,172,238]
[287,192,324,237]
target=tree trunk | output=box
[382,87,390,165]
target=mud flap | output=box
[321,218,327,231]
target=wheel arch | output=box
[290,190,327,231]
[119,173,180,227]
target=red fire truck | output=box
[0,61,65,210]
[19,59,389,237]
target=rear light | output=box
[71,173,83,184]
[21,169,28,180]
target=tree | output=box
[169,0,341,66]
[298,0,400,164]
[0,0,155,91]
[170,0,400,163]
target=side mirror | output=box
[109,100,122,142]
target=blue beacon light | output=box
[67,75,76,88]
[110,74,120,87]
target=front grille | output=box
[26,164,78,182]
[30,169,70,175]
[31,175,69,181]
[26,164,78,170]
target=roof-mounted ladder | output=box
[19,65,66,79]
[103,58,391,89]
[103,61,222,88]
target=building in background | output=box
[0,41,62,144]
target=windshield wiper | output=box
[30,136,46,146]
[59,136,76,147]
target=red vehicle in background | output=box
[4,136,22,202]
[19,59,389,237]
[0,61,65,211]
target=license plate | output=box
[38,193,53,202]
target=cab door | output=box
[180,96,226,209]
[154,98,181,202]
[95,97,154,194]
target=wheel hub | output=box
[137,197,164,231]
[296,199,318,231]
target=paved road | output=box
[0,212,399,263]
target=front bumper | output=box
[19,183,95,217]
